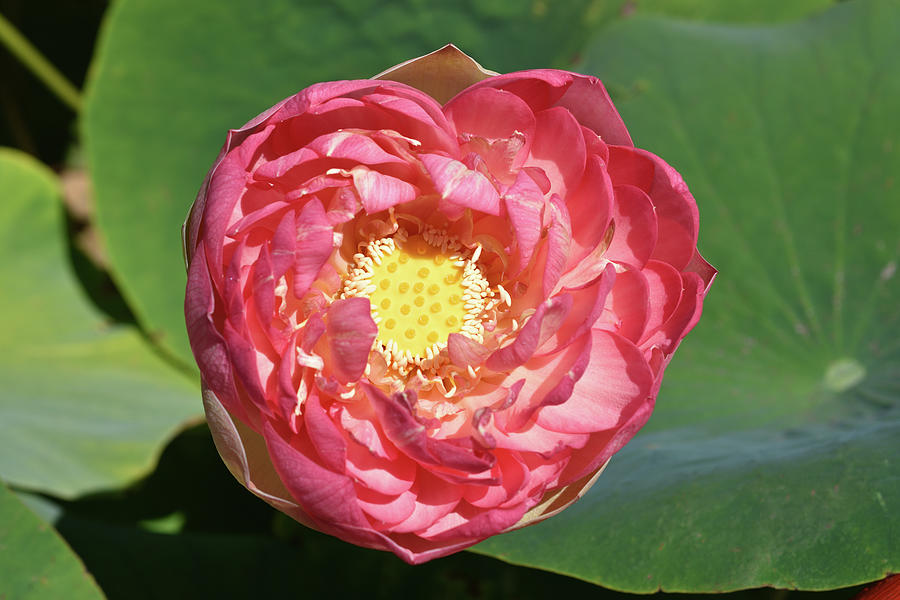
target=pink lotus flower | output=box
[184,46,715,564]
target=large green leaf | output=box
[0,149,200,498]
[476,0,899,592]
[0,481,104,600]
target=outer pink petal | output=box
[203,389,318,529]
[685,248,718,293]
[556,393,655,484]
[462,69,632,146]
[185,242,248,424]
[555,74,633,146]
[608,146,698,270]
[200,126,272,286]
[641,271,705,356]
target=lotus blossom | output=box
[183,45,715,564]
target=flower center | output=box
[341,227,495,377]
[369,237,467,356]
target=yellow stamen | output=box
[340,227,497,378]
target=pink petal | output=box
[445,86,535,142]
[253,147,319,181]
[388,469,462,534]
[201,126,272,285]
[556,74,633,146]
[345,439,416,496]
[602,268,650,343]
[685,248,718,294]
[608,146,699,270]
[539,263,616,355]
[502,169,546,274]
[351,167,418,213]
[526,107,586,199]
[420,153,501,217]
[607,144,655,191]
[565,155,613,267]
[444,86,535,173]
[605,184,658,270]
[536,330,654,435]
[543,195,572,298]
[485,295,573,372]
[464,451,527,508]
[339,401,399,461]
[556,393,655,484]
[356,486,416,527]
[364,385,495,479]
[641,271,706,356]
[640,260,684,344]
[417,501,528,542]
[185,242,248,424]
[325,297,377,384]
[639,149,699,270]
[491,418,588,455]
[306,130,407,166]
[303,393,347,473]
[293,198,334,298]
[262,420,372,532]
[361,87,456,152]
[447,333,491,369]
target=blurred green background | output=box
[1,0,897,598]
